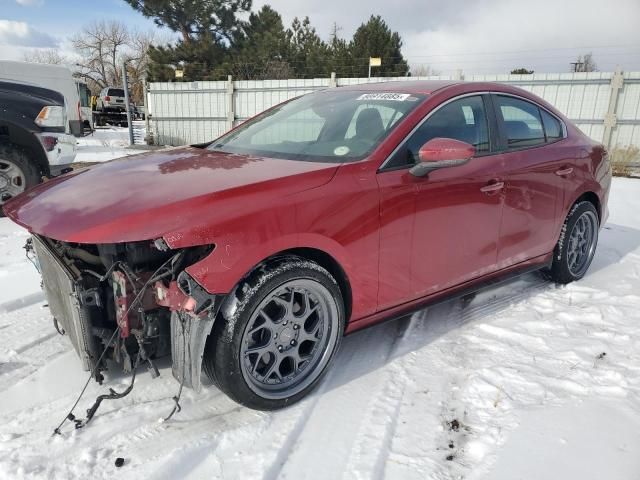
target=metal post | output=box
[368,64,371,79]
[121,61,134,146]
[603,67,624,150]
[142,76,151,145]
[226,75,234,132]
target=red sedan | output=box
[3,81,611,411]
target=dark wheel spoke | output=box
[272,291,294,316]
[247,310,277,336]
[290,349,305,371]
[262,357,281,381]
[301,321,322,342]
[245,344,272,357]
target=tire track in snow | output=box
[261,368,339,480]
[0,292,45,315]
[344,276,553,480]
[269,315,415,479]
[15,331,59,354]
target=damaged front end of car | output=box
[29,235,222,392]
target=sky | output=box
[1,0,639,74]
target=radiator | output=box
[32,236,97,371]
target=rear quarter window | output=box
[541,109,563,140]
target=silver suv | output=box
[96,87,126,112]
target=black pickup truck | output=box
[0,81,77,215]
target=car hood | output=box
[4,147,339,244]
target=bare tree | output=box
[70,21,157,103]
[22,48,70,65]
[572,52,597,72]
[410,64,441,76]
[71,21,130,90]
[124,30,162,103]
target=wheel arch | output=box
[572,190,602,223]
[185,232,358,324]
[219,246,353,325]
[0,120,49,176]
[275,247,353,323]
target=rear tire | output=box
[0,145,40,217]
[203,256,345,411]
[548,201,599,284]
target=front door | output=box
[377,94,507,310]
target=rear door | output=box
[491,94,568,268]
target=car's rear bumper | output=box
[36,132,77,166]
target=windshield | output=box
[209,89,426,162]
[108,88,125,97]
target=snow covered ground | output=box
[1,177,640,480]
[75,124,148,164]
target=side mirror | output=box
[409,138,475,177]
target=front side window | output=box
[385,95,489,169]
[209,90,426,162]
[496,95,546,148]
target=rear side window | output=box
[107,88,125,97]
[541,109,563,140]
[495,96,545,148]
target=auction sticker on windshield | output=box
[357,93,411,101]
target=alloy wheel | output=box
[566,210,598,277]
[239,279,339,399]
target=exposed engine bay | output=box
[27,235,222,394]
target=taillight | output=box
[104,96,111,101]
[40,135,59,151]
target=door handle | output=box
[555,167,574,176]
[480,181,504,193]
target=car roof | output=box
[338,80,463,95]
[337,80,536,97]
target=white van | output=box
[0,61,84,137]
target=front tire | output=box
[0,145,40,216]
[548,201,599,284]
[204,257,345,410]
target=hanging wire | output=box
[52,252,183,436]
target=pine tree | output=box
[327,22,353,77]
[286,17,330,78]
[227,6,292,79]
[124,0,251,80]
[349,15,409,77]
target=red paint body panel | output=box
[3,81,611,329]
[377,154,506,309]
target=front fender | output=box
[183,231,353,295]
